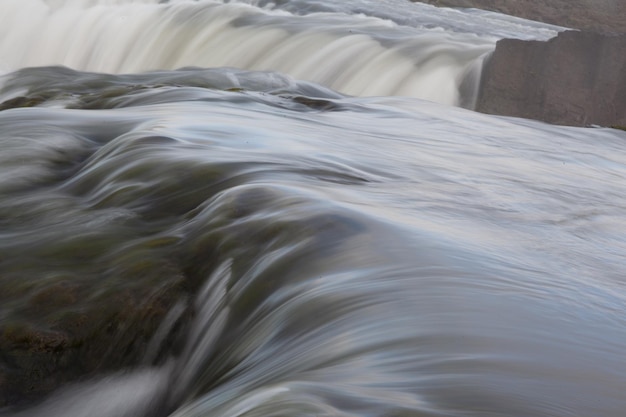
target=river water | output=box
[0,1,625,416]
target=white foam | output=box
[0,0,495,105]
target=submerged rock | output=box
[0,272,189,408]
[475,30,626,127]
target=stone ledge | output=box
[475,30,626,127]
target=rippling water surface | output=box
[0,1,625,417]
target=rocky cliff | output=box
[475,30,626,127]
[412,0,626,127]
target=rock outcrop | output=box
[475,30,626,127]
[411,1,626,127]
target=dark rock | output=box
[0,238,195,408]
[475,30,626,127]
[0,276,191,408]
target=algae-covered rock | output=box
[0,96,49,111]
[0,264,190,407]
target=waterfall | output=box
[0,0,496,106]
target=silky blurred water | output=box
[0,1,625,417]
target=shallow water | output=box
[0,1,625,417]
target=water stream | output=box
[0,1,625,417]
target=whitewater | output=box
[0,1,625,417]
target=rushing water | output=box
[1,1,626,417]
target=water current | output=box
[0,1,625,417]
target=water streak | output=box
[0,0,508,105]
[0,2,624,417]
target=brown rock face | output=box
[475,30,626,127]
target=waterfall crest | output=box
[0,0,496,106]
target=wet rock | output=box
[0,276,189,408]
[474,30,626,127]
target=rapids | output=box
[0,1,625,417]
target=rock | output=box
[0,232,195,408]
[0,276,190,408]
[474,30,626,127]
[412,0,626,35]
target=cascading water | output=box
[1,1,625,417]
[0,0,562,106]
